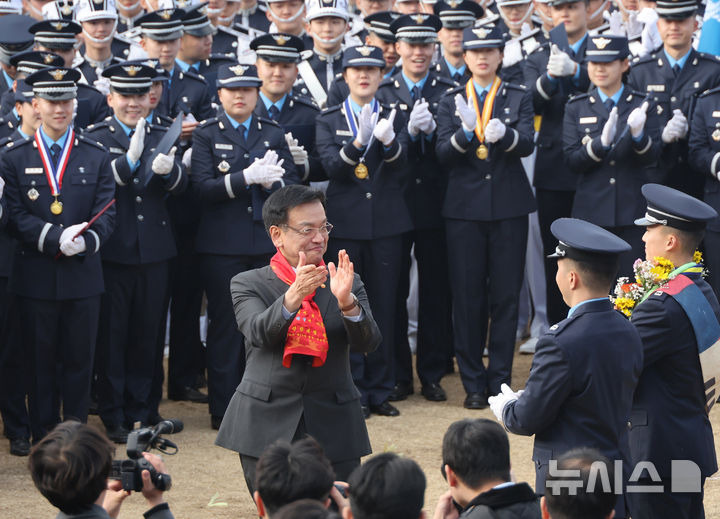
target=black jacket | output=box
[460,483,540,519]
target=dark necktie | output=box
[50,143,61,167]
[452,72,462,83]
[411,85,422,102]
[604,98,614,113]
[238,125,246,145]
[479,90,487,106]
[672,63,681,77]
[268,105,280,120]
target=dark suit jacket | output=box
[688,87,720,232]
[215,265,381,462]
[628,271,719,478]
[503,299,643,500]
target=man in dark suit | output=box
[215,185,381,493]
[627,184,719,519]
[492,218,643,519]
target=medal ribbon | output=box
[343,96,379,140]
[465,77,502,144]
[35,128,74,197]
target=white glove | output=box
[503,39,524,68]
[284,132,308,165]
[243,158,285,188]
[638,7,662,56]
[93,75,111,96]
[520,22,533,37]
[59,222,87,256]
[626,11,644,39]
[260,149,280,167]
[0,175,4,200]
[627,101,649,138]
[547,44,578,78]
[418,108,436,135]
[484,118,507,143]
[357,103,378,146]
[59,222,86,244]
[408,100,435,136]
[601,106,618,147]
[455,93,477,132]
[182,147,192,169]
[604,10,625,36]
[661,109,689,143]
[152,145,176,176]
[373,109,397,146]
[488,384,520,422]
[127,118,146,164]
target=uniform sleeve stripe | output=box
[301,158,310,181]
[635,136,652,155]
[712,152,720,178]
[586,139,602,162]
[38,222,52,253]
[385,144,402,163]
[224,174,235,199]
[451,134,466,153]
[87,229,100,254]
[340,147,357,166]
[111,159,126,186]
[168,165,182,191]
[505,129,519,152]
[536,76,551,101]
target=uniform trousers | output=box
[628,478,706,519]
[445,216,528,396]
[97,261,168,427]
[200,253,270,418]
[394,228,453,387]
[20,295,100,441]
[328,235,404,406]
[0,277,29,440]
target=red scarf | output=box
[270,250,329,368]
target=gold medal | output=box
[355,163,369,179]
[27,188,39,201]
[713,129,720,142]
[50,197,63,215]
[218,160,230,173]
[476,144,488,160]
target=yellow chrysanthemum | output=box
[694,250,703,264]
[651,257,674,281]
[614,297,636,317]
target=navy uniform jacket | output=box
[76,84,113,129]
[627,49,720,195]
[563,88,661,227]
[75,38,133,84]
[628,271,719,478]
[253,94,323,181]
[195,54,238,105]
[211,25,241,57]
[376,71,456,230]
[0,130,27,277]
[1,132,115,300]
[503,299,643,494]
[296,51,343,95]
[688,87,720,233]
[432,58,470,85]
[148,111,174,128]
[191,113,300,256]
[315,102,411,240]
[0,114,20,141]
[523,41,591,191]
[0,69,12,95]
[234,4,271,32]
[158,66,215,122]
[435,82,536,221]
[83,117,187,265]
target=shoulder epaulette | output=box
[77,83,102,95]
[147,122,168,132]
[445,84,465,95]
[378,77,394,88]
[5,136,32,149]
[700,85,720,98]
[528,41,550,56]
[179,68,207,83]
[503,82,527,91]
[76,133,107,150]
[290,95,320,110]
[321,104,342,115]
[83,119,112,132]
[257,116,281,127]
[566,92,590,104]
[432,75,456,87]
[631,53,655,66]
[198,116,220,128]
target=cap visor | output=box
[634,216,653,226]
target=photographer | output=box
[28,421,174,519]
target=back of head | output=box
[28,421,115,514]
[273,499,342,519]
[544,448,616,519]
[255,436,336,516]
[347,452,426,519]
[442,419,511,489]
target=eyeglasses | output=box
[282,222,333,237]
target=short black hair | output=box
[255,437,335,516]
[347,452,426,519]
[273,499,341,519]
[564,256,619,294]
[661,226,705,256]
[262,185,326,234]
[442,419,511,489]
[28,421,115,514]
[544,448,617,519]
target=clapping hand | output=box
[454,93,477,132]
[484,119,506,143]
[488,383,521,422]
[373,108,397,146]
[284,251,328,312]
[328,249,356,313]
[127,118,146,164]
[0,176,4,200]
[601,106,618,147]
[152,146,176,176]
[627,101,649,138]
[356,103,378,147]
[547,44,578,78]
[662,109,688,143]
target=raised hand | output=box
[284,251,328,312]
[373,108,396,146]
[328,249,355,310]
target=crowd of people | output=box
[0,0,719,515]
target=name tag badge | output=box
[24,167,43,174]
[109,147,125,154]
[215,143,233,150]
[579,117,597,124]
[336,130,353,136]
[713,111,720,118]
[647,85,665,92]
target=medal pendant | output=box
[28,188,39,201]
[218,160,230,173]
[476,144,488,160]
[50,198,63,215]
[355,163,369,179]
[713,129,720,142]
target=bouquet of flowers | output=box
[611,251,704,318]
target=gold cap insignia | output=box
[472,28,487,38]
[62,4,73,14]
[159,9,173,19]
[592,37,612,50]
[357,46,372,56]
[50,69,68,81]
[198,4,207,14]
[448,0,458,6]
[53,22,67,30]
[414,14,425,23]
[43,53,55,64]
[229,64,247,75]
[124,65,142,76]
[274,34,287,45]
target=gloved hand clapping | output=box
[661,109,688,143]
[484,118,506,143]
[373,108,397,146]
[356,103,378,146]
[488,383,522,422]
[127,118,146,164]
[455,93,477,132]
[627,101,649,138]
[284,132,308,165]
[182,147,192,170]
[243,149,285,189]
[152,146,176,176]
[547,44,578,78]
[601,106,618,147]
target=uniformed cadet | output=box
[82,62,185,443]
[0,79,42,457]
[373,13,453,403]
[436,25,535,409]
[137,7,215,123]
[522,0,591,325]
[234,0,271,32]
[0,14,35,95]
[432,0,484,84]
[0,50,65,121]
[251,33,323,182]
[627,184,719,519]
[688,86,720,296]
[563,34,661,275]
[495,0,546,83]
[394,0,424,14]
[491,218,642,519]
[143,58,173,126]
[190,63,299,428]
[265,0,313,49]
[208,0,251,59]
[352,0,393,43]
[1,66,115,442]
[316,45,409,418]
[627,0,720,200]
[116,0,145,32]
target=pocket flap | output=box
[629,409,647,428]
[238,379,272,401]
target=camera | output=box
[109,421,179,492]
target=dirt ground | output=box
[3,353,720,519]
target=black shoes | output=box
[211,415,223,430]
[9,438,30,456]
[369,401,400,417]
[168,386,209,403]
[388,382,414,402]
[105,424,130,444]
[463,392,488,410]
[421,383,447,402]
